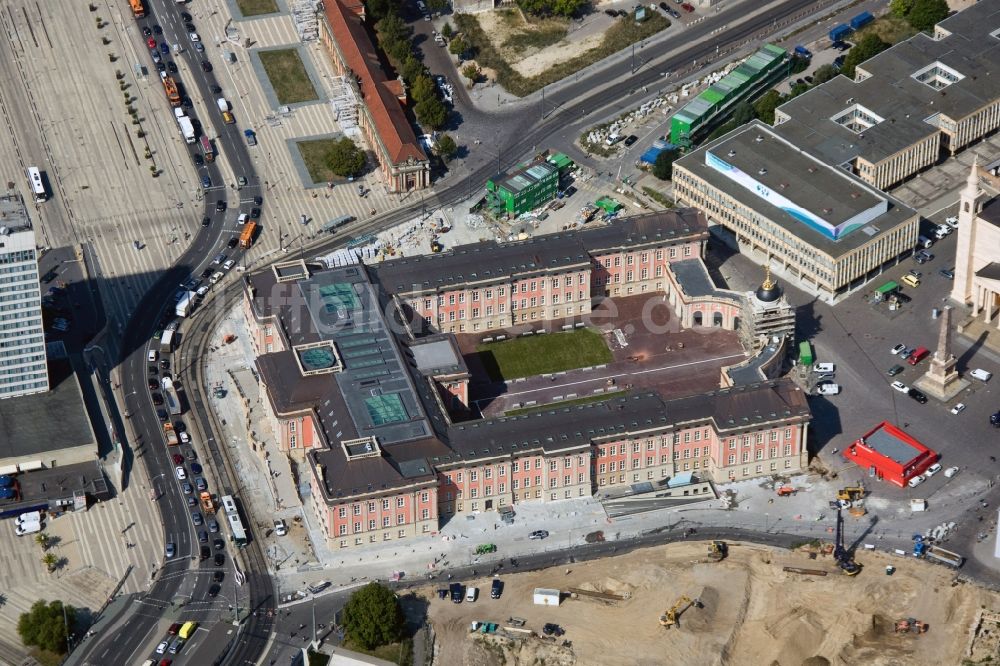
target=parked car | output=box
[529,530,549,540]
[887,365,904,377]
[951,403,966,415]
[908,388,928,404]
[907,474,926,488]
[491,579,504,599]
[926,463,942,476]
[891,344,906,355]
[891,381,909,393]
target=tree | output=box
[414,97,448,130]
[840,33,890,80]
[324,138,366,178]
[440,22,453,39]
[410,74,437,103]
[42,553,58,572]
[461,63,481,84]
[906,0,949,32]
[889,0,914,18]
[342,583,404,650]
[517,0,584,17]
[435,134,458,162]
[401,55,426,85]
[731,101,756,127]
[375,14,408,45]
[812,63,840,85]
[18,600,75,654]
[652,148,680,181]
[753,89,784,125]
[448,35,468,58]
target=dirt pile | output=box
[422,541,997,666]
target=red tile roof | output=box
[323,0,427,166]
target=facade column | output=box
[973,285,981,316]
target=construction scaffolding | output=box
[291,0,319,42]
[330,76,359,133]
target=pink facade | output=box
[311,476,440,548]
[401,238,706,335]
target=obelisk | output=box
[915,306,968,401]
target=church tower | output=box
[950,158,983,305]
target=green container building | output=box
[670,43,788,147]
[486,157,560,217]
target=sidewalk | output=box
[203,305,320,574]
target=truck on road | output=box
[161,376,183,415]
[177,116,195,144]
[175,291,195,318]
[244,129,257,146]
[239,221,258,248]
[164,422,179,446]
[162,75,181,107]
[216,97,229,112]
[160,328,175,354]
[200,491,215,514]
[199,136,215,163]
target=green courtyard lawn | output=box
[477,328,612,382]
[259,49,318,104]
[296,139,340,183]
[236,0,279,17]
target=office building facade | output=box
[0,195,48,399]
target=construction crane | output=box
[659,595,703,628]
[833,507,861,576]
[707,541,728,561]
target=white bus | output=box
[27,167,46,202]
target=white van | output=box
[817,383,841,395]
[465,586,478,602]
[16,521,42,536]
[16,511,41,525]
[813,363,835,373]
[970,368,993,382]
[916,236,934,249]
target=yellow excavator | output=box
[837,486,865,501]
[707,541,728,561]
[660,595,703,628]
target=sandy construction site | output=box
[419,540,999,665]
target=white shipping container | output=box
[533,588,560,606]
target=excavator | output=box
[836,486,866,501]
[707,541,728,561]
[894,617,928,634]
[833,507,861,576]
[660,595,703,628]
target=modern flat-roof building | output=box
[772,1,1000,190]
[843,421,937,488]
[318,0,430,192]
[0,194,48,399]
[242,214,812,550]
[673,121,920,302]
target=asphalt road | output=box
[77,0,274,663]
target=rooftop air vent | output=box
[758,168,767,176]
[755,134,763,142]
[727,150,736,157]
